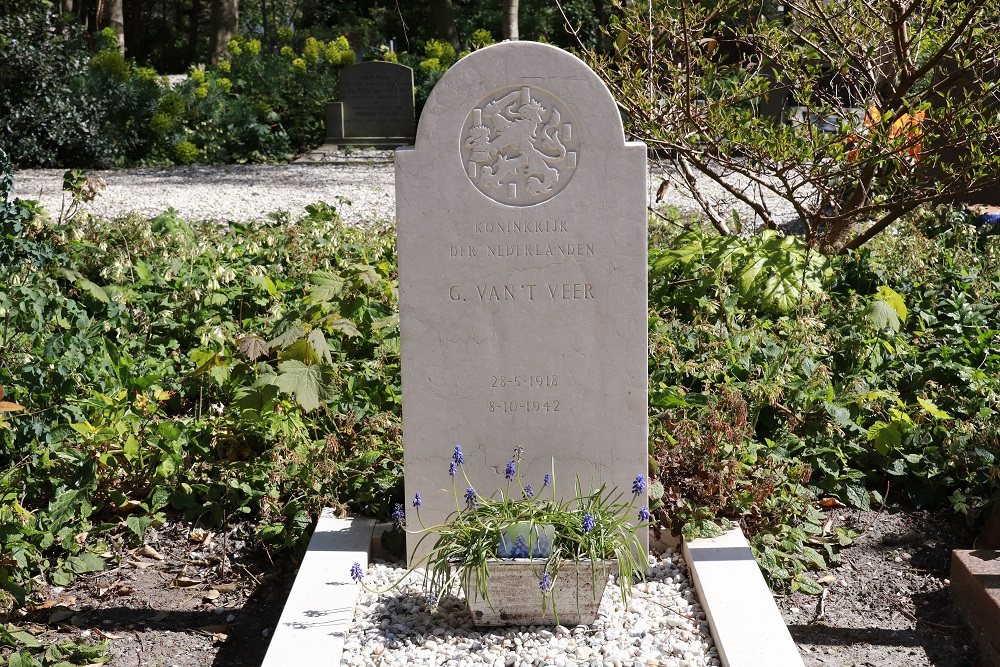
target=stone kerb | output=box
[396,41,648,564]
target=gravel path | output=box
[13,161,396,228]
[343,551,717,667]
[13,156,796,229]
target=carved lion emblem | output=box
[461,86,578,206]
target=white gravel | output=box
[12,161,396,228]
[12,155,795,230]
[342,550,718,667]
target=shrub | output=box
[592,0,1000,252]
[0,157,401,606]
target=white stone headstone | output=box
[396,42,648,562]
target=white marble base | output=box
[260,511,375,667]
[684,527,805,666]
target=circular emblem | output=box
[461,85,579,207]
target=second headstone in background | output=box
[326,61,415,147]
[396,41,648,563]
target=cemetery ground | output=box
[3,159,998,667]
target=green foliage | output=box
[0,624,109,666]
[648,215,1000,524]
[405,450,647,616]
[650,229,832,315]
[0,159,401,606]
[0,6,354,167]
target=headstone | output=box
[325,61,415,147]
[396,42,648,563]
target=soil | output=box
[776,506,982,667]
[15,519,296,667]
[9,507,985,666]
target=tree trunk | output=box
[502,0,519,41]
[188,0,202,65]
[209,0,238,64]
[124,0,142,61]
[430,0,460,50]
[101,0,126,55]
[61,0,73,15]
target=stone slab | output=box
[978,501,1000,549]
[261,512,375,667]
[328,61,415,142]
[683,527,804,667]
[396,41,648,564]
[951,549,1000,666]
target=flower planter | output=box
[465,559,614,627]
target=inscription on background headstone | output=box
[396,42,648,562]
[325,61,415,146]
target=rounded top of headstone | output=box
[410,41,627,207]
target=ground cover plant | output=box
[2,154,999,659]
[646,208,1000,588]
[0,153,402,661]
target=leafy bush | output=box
[0,4,354,167]
[592,0,1000,252]
[0,157,401,607]
[647,213,1000,521]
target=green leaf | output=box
[327,317,361,338]
[7,650,39,667]
[793,574,824,595]
[864,299,901,332]
[125,515,153,540]
[134,260,151,281]
[874,285,907,322]
[268,321,306,349]
[274,360,334,412]
[9,631,40,648]
[917,397,952,420]
[67,551,105,574]
[307,328,333,364]
[844,484,870,511]
[123,435,139,459]
[189,348,226,376]
[867,420,902,455]
[280,339,320,365]
[259,523,284,540]
[760,271,799,313]
[736,254,767,295]
[77,277,109,304]
[47,489,80,533]
[249,275,278,296]
[799,546,826,570]
[307,270,345,302]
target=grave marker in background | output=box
[325,61,415,147]
[396,42,648,562]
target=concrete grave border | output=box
[263,515,803,666]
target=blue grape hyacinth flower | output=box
[582,513,596,533]
[505,458,516,480]
[412,491,422,508]
[638,505,651,522]
[632,473,647,496]
[539,572,554,592]
[448,461,458,476]
[452,444,465,465]
[350,562,364,583]
[523,484,533,499]
[542,473,551,488]
[464,486,477,508]
[391,503,405,527]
